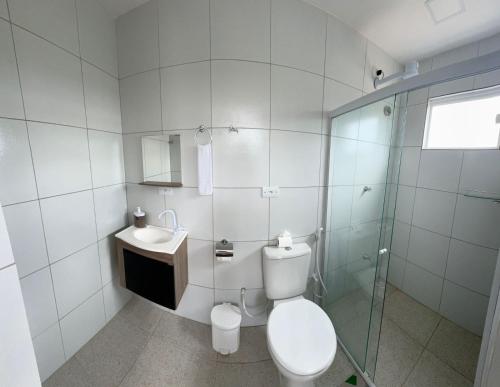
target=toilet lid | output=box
[267,299,337,376]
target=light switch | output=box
[262,186,280,198]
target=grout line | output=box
[424,316,442,348]
[448,151,465,240]
[30,320,60,342]
[76,0,107,324]
[1,183,127,206]
[361,32,369,96]
[331,131,393,146]
[208,0,216,300]
[400,342,425,385]
[6,14,26,123]
[313,10,329,286]
[155,0,169,234]
[126,126,326,137]
[6,1,71,361]
[207,185,324,189]
[324,73,364,93]
[118,65,163,81]
[119,58,331,81]
[401,221,497,252]
[156,0,163,132]
[57,287,104,322]
[0,115,123,135]
[80,57,119,80]
[7,18,118,80]
[423,318,478,382]
[437,151,464,311]
[398,181,471,196]
[47,239,98,271]
[267,0,272,244]
[10,21,81,59]
[0,262,16,272]
[400,146,420,287]
[84,127,123,136]
[403,258,491,298]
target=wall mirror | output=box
[141,134,182,187]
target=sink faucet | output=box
[158,209,182,233]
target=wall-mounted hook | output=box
[195,125,212,144]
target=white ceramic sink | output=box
[133,227,172,244]
[115,225,187,254]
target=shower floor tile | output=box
[375,288,480,387]
[383,289,441,346]
[427,319,481,381]
[374,318,423,387]
[43,296,360,387]
[403,351,472,387]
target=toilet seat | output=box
[267,299,337,377]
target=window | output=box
[423,85,500,149]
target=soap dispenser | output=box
[133,207,146,228]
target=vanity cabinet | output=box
[116,237,188,310]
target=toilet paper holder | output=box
[216,239,234,258]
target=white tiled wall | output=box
[0,0,131,381]
[389,65,500,335]
[118,0,400,326]
[418,31,500,74]
[0,260,41,386]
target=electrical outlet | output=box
[262,186,280,198]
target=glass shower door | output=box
[322,95,401,379]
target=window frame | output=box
[423,84,500,150]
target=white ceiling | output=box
[100,0,500,63]
[303,0,500,62]
[98,0,149,19]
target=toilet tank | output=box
[263,243,312,300]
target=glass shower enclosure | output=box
[322,94,405,380]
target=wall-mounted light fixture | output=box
[374,61,419,89]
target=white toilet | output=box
[263,243,337,387]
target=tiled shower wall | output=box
[118,0,401,325]
[324,96,400,299]
[0,0,130,381]
[389,40,500,335]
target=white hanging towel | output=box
[197,143,213,195]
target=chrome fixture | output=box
[215,239,234,258]
[195,125,212,145]
[195,125,240,144]
[158,209,182,233]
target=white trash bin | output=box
[211,303,242,355]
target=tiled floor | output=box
[43,296,361,387]
[374,286,481,387]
